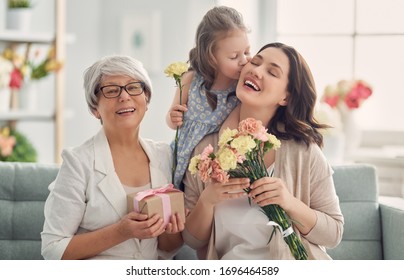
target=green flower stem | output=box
[172,77,182,188]
[229,146,308,260]
[262,204,308,260]
[172,128,179,184]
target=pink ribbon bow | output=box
[133,184,179,226]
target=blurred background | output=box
[1,0,403,197]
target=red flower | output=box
[322,79,372,110]
[9,68,23,89]
[323,95,339,108]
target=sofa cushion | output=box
[327,164,382,259]
[0,162,59,260]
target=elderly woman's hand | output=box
[118,212,165,240]
[164,212,187,234]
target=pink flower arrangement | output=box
[2,46,63,90]
[0,126,37,162]
[322,80,372,110]
[0,127,16,157]
[189,118,308,260]
[189,118,281,184]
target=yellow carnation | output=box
[218,128,238,147]
[164,62,188,79]
[267,133,281,150]
[188,155,201,174]
[217,147,237,171]
[230,135,256,155]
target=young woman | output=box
[182,43,344,260]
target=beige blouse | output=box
[182,132,344,260]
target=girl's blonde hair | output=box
[189,6,248,110]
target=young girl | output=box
[166,6,251,190]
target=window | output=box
[276,0,404,132]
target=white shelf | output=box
[0,111,54,121]
[0,0,66,164]
[0,30,55,43]
[0,30,75,44]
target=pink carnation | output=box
[211,159,229,183]
[200,144,214,160]
[197,158,213,183]
[239,118,268,141]
[212,168,229,183]
[238,118,260,135]
[254,126,268,141]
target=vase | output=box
[6,8,33,32]
[19,81,38,111]
[338,103,362,159]
[0,87,12,112]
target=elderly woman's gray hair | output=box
[83,55,152,115]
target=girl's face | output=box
[94,75,148,133]
[236,47,290,109]
[213,29,251,82]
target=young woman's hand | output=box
[168,104,188,128]
[200,178,250,207]
[248,177,295,212]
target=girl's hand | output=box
[118,212,165,240]
[200,178,250,207]
[169,104,187,127]
[248,177,295,211]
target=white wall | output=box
[3,0,273,163]
[65,0,215,147]
[8,0,215,163]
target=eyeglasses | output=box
[98,82,145,99]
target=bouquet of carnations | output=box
[189,118,308,260]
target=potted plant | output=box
[6,0,33,32]
[0,126,37,162]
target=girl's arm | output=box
[166,71,194,129]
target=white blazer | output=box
[41,129,173,259]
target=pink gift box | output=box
[127,184,185,226]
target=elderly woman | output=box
[41,55,184,260]
[181,43,344,259]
